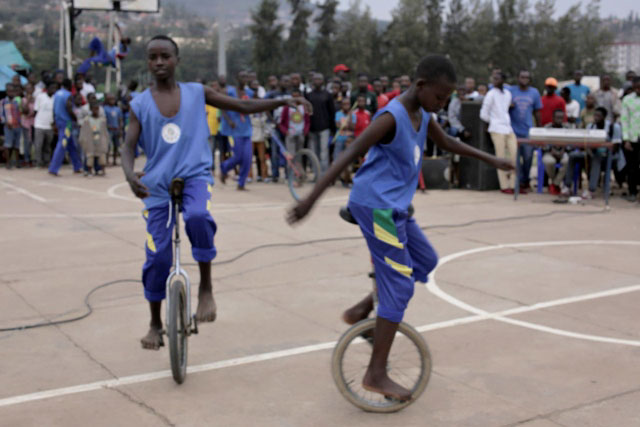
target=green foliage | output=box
[332,1,379,77]
[284,0,313,72]
[313,0,339,76]
[249,0,283,81]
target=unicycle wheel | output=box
[168,280,188,384]
[287,148,321,201]
[331,318,432,413]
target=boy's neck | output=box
[154,77,177,91]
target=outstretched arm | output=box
[428,119,514,170]
[120,110,149,199]
[203,86,312,115]
[287,112,396,224]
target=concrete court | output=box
[0,162,639,427]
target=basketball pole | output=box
[105,12,115,93]
[63,0,73,78]
[58,1,64,71]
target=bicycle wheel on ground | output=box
[287,148,321,201]
[331,318,432,413]
[168,279,188,384]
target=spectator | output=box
[265,75,279,93]
[373,79,389,109]
[330,79,343,112]
[579,94,597,128]
[103,93,123,166]
[249,79,269,182]
[385,80,401,101]
[333,63,351,93]
[564,70,590,112]
[11,75,23,97]
[305,71,316,95]
[447,85,466,138]
[542,109,571,195]
[593,74,621,122]
[334,97,355,163]
[584,106,622,200]
[560,87,580,125]
[78,101,109,176]
[353,94,371,138]
[290,72,305,94]
[480,71,517,194]
[477,84,488,99]
[1,83,22,168]
[540,77,565,126]
[399,75,411,92]
[49,78,83,175]
[35,70,49,92]
[279,87,310,158]
[20,83,36,167]
[53,70,64,87]
[33,81,57,167]
[508,69,542,191]
[379,75,390,92]
[305,72,336,172]
[622,70,636,94]
[247,71,266,98]
[205,80,221,171]
[264,74,292,182]
[621,76,640,202]
[465,77,480,100]
[350,74,377,115]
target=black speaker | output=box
[459,102,500,191]
[421,157,450,190]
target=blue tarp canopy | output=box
[0,41,31,70]
[0,65,27,90]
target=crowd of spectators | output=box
[1,63,639,202]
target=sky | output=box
[338,0,637,20]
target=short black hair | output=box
[415,55,457,85]
[62,78,72,90]
[147,35,179,56]
[553,109,564,115]
[560,87,571,95]
[595,107,607,116]
[633,76,640,84]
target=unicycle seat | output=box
[169,178,185,204]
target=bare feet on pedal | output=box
[140,326,164,350]
[362,370,412,402]
[196,289,217,322]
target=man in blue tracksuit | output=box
[49,78,83,176]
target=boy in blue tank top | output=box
[122,35,311,350]
[289,55,514,401]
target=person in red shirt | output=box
[373,78,389,109]
[354,94,371,137]
[540,77,566,125]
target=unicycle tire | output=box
[168,280,188,384]
[287,148,321,201]
[331,318,432,413]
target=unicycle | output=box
[267,122,321,201]
[331,206,432,412]
[165,178,198,384]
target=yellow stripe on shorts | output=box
[374,223,404,249]
[146,232,156,253]
[384,256,412,277]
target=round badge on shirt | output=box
[162,123,181,144]
[414,145,421,166]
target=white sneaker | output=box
[560,185,570,196]
[581,190,593,200]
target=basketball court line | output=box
[0,180,47,203]
[2,264,639,408]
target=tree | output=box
[425,0,443,54]
[381,0,429,76]
[249,0,283,81]
[284,0,313,72]
[576,0,613,76]
[443,0,471,78]
[465,0,495,81]
[490,0,519,79]
[333,1,379,77]
[313,0,339,76]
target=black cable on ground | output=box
[0,208,608,333]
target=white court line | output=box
[38,181,111,197]
[427,240,640,347]
[2,280,640,408]
[0,180,47,203]
[106,182,139,202]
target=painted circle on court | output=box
[161,123,181,144]
[427,240,640,347]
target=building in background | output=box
[606,42,640,76]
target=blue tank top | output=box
[131,82,213,209]
[218,86,253,138]
[349,99,430,211]
[53,88,72,127]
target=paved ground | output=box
[1,162,639,427]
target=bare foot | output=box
[362,370,412,402]
[342,304,371,325]
[140,326,164,350]
[219,172,227,185]
[196,290,217,322]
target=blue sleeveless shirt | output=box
[349,99,430,211]
[53,88,72,127]
[131,82,213,209]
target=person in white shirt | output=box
[561,87,580,125]
[480,71,517,193]
[32,82,57,167]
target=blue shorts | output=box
[3,126,21,149]
[348,202,439,323]
[142,179,217,301]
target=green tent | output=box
[0,41,31,70]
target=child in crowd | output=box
[249,80,269,182]
[79,101,109,176]
[2,83,22,168]
[20,83,36,166]
[354,94,372,138]
[279,87,310,157]
[103,93,123,166]
[333,97,355,186]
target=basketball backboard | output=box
[72,0,160,12]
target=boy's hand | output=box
[492,157,515,171]
[287,97,313,115]
[126,171,149,199]
[287,198,313,225]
